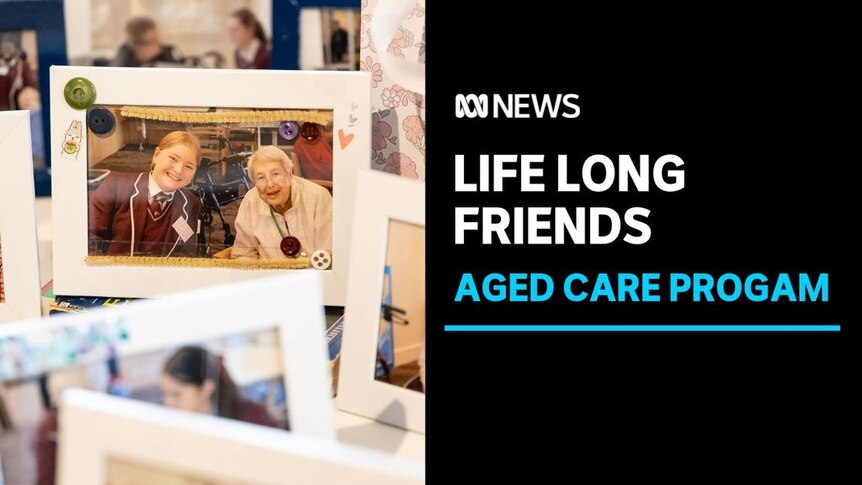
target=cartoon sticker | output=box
[60,120,83,159]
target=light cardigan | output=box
[231,177,332,260]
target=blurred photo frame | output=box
[273,0,359,69]
[51,66,370,304]
[297,7,361,70]
[0,1,68,195]
[0,111,42,322]
[337,171,425,433]
[0,272,336,439]
[59,389,423,484]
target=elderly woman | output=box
[232,145,332,259]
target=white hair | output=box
[247,145,293,177]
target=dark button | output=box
[280,236,302,257]
[300,122,320,142]
[87,107,115,135]
[64,77,97,110]
[279,121,300,141]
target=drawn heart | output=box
[348,114,359,126]
[338,129,355,149]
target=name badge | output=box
[172,217,195,242]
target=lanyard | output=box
[270,206,291,238]
[270,206,302,257]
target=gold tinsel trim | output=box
[86,255,311,269]
[119,107,332,126]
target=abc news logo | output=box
[455,93,580,119]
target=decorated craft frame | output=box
[59,389,423,484]
[337,171,425,433]
[0,111,42,322]
[0,272,336,440]
[51,66,370,304]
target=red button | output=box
[280,236,301,257]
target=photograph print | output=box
[86,105,334,268]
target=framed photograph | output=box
[298,6,361,70]
[0,1,68,195]
[0,271,335,442]
[65,0,271,69]
[273,0,360,70]
[337,171,425,433]
[50,65,370,304]
[0,110,42,322]
[58,389,424,484]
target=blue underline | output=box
[444,325,841,332]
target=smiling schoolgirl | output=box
[88,131,202,257]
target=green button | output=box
[64,77,97,110]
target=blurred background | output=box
[2,0,370,196]
[74,0,360,70]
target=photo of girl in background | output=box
[161,345,278,427]
[228,8,271,69]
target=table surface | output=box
[335,409,425,460]
[33,197,425,460]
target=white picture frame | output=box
[50,66,370,305]
[0,110,42,322]
[0,271,335,440]
[337,171,425,433]
[58,389,424,484]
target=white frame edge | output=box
[50,66,371,305]
[0,271,336,440]
[0,110,42,322]
[59,389,424,484]
[337,170,425,433]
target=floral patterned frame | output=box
[361,0,426,180]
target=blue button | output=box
[87,107,115,135]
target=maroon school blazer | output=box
[237,399,279,427]
[88,172,201,257]
[234,45,271,69]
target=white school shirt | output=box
[232,176,333,260]
[147,173,176,203]
[237,38,262,64]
